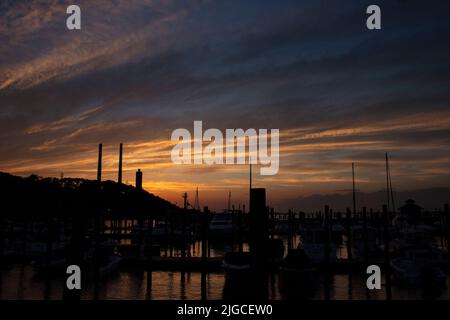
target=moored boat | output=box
[279,249,317,299]
[390,245,447,288]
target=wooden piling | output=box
[207,208,211,258]
[202,207,209,263]
[0,215,4,267]
[249,188,269,300]
[287,210,293,251]
[445,204,450,273]
[181,193,188,266]
[22,220,28,260]
[44,218,54,300]
[270,208,275,240]
[137,218,143,260]
[383,205,392,300]
[324,205,331,264]
[345,208,352,261]
[201,207,209,301]
[63,215,83,300]
[0,215,3,297]
[164,214,169,256]
[146,218,153,298]
[292,211,297,248]
[362,207,369,266]
[324,205,331,301]
[93,212,101,300]
[169,211,174,257]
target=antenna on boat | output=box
[385,153,390,212]
[352,162,356,216]
[228,191,231,212]
[385,153,396,214]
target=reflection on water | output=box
[1,233,448,300]
[1,265,449,300]
[0,266,227,300]
[147,235,302,259]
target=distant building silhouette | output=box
[136,169,143,190]
[399,199,423,226]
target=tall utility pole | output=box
[118,143,123,184]
[97,143,102,182]
[194,187,200,211]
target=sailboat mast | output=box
[352,162,356,216]
[248,163,252,215]
[250,163,252,191]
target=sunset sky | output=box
[1,0,450,211]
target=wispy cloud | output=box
[1,0,450,210]
[26,105,104,134]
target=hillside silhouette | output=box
[276,188,450,212]
[0,172,179,220]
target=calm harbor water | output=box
[1,265,449,300]
[1,234,449,300]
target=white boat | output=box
[279,249,317,299]
[390,245,447,287]
[209,212,234,239]
[222,252,252,276]
[31,256,66,272]
[130,223,150,245]
[99,255,122,277]
[391,225,436,251]
[349,225,379,260]
[97,239,122,277]
[26,241,67,257]
[299,225,339,263]
[152,221,168,238]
